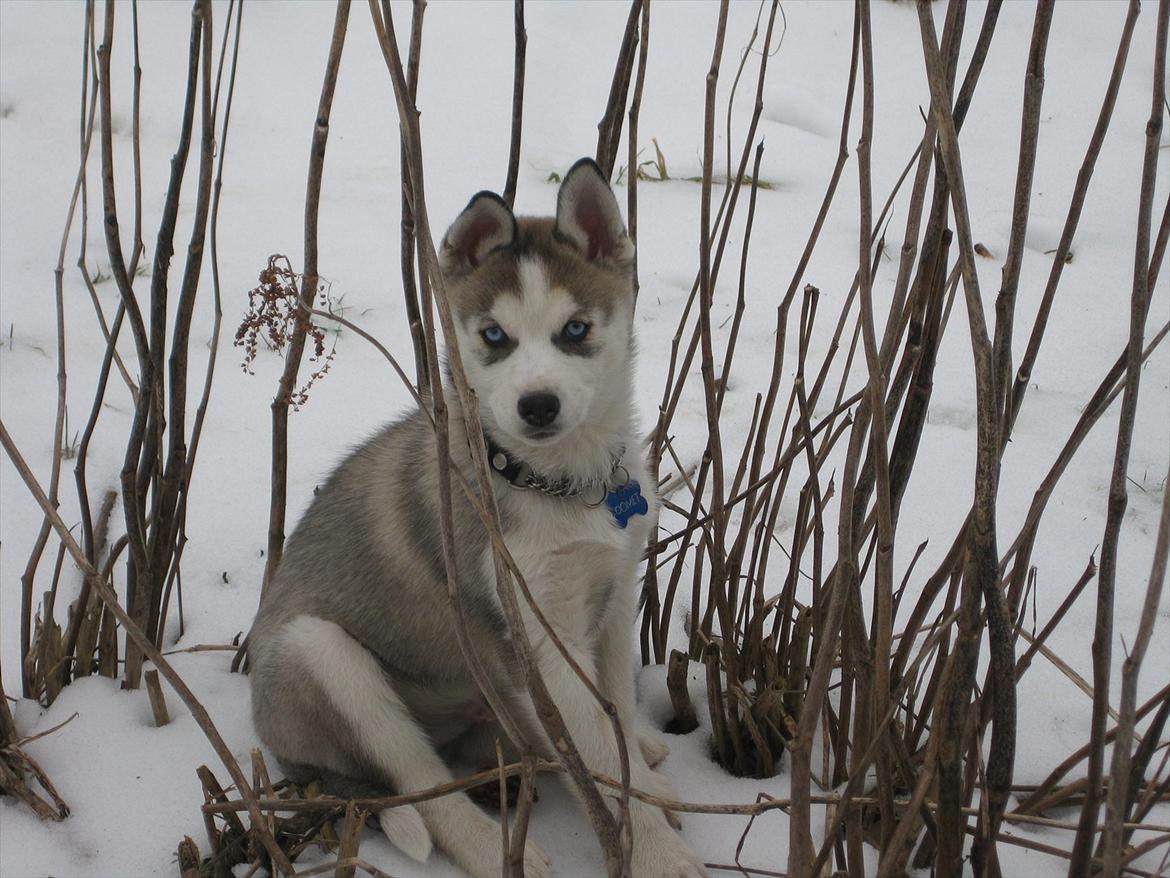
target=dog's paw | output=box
[630,829,707,878]
[461,827,551,878]
[638,732,671,768]
[442,800,552,878]
[378,804,432,862]
[475,839,550,878]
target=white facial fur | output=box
[456,257,631,451]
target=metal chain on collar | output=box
[484,435,628,503]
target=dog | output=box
[247,158,707,878]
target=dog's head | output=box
[437,158,635,452]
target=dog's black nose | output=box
[518,392,560,428]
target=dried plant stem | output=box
[18,0,104,698]
[970,2,1054,872]
[815,607,962,876]
[201,758,1170,841]
[1004,558,1098,712]
[1017,682,1170,817]
[695,0,739,772]
[992,0,1053,429]
[495,740,511,877]
[1073,0,1168,870]
[997,319,1169,625]
[203,760,558,815]
[508,753,538,878]
[715,142,763,412]
[878,18,1138,724]
[391,0,428,396]
[596,0,643,179]
[1015,628,1119,721]
[1099,461,1165,875]
[502,0,525,208]
[916,2,1014,873]
[144,668,170,726]
[786,18,863,873]
[146,0,217,658]
[852,0,900,856]
[789,394,864,875]
[626,0,649,300]
[368,4,530,769]
[95,0,155,689]
[107,0,214,688]
[74,3,133,613]
[0,420,294,876]
[73,0,120,649]
[335,801,364,878]
[1004,0,1141,437]
[158,0,245,644]
[0,745,70,822]
[642,0,781,667]
[366,3,631,873]
[0,665,69,820]
[647,0,781,463]
[262,0,351,594]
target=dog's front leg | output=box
[530,626,706,878]
[596,572,672,772]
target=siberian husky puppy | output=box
[248,159,706,877]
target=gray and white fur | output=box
[248,159,706,878]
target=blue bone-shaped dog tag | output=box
[606,480,648,529]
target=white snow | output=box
[1,1,1167,876]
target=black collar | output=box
[484,433,626,500]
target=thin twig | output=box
[261,0,351,594]
[1080,0,1169,869]
[366,4,632,873]
[595,0,643,179]
[502,0,525,208]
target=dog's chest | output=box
[491,483,652,639]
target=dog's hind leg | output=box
[283,615,551,878]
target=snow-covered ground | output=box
[1,1,1167,876]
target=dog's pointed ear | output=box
[439,192,517,274]
[554,158,634,268]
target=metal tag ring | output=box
[611,464,631,489]
[583,483,609,507]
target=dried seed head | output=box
[235,254,337,409]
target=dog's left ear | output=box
[555,158,635,269]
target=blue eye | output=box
[563,320,589,342]
[481,325,508,347]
